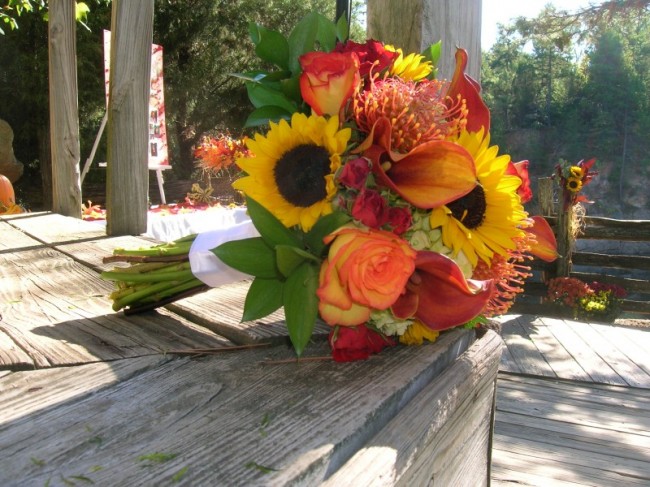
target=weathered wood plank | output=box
[1,248,233,369]
[167,281,331,345]
[0,221,41,251]
[497,373,650,412]
[497,383,650,435]
[494,434,650,485]
[0,329,33,370]
[498,341,522,374]
[572,252,650,271]
[496,418,650,464]
[562,320,650,388]
[541,317,628,385]
[0,329,475,486]
[499,315,556,378]
[492,447,648,486]
[509,315,592,381]
[6,212,106,244]
[543,216,650,241]
[493,373,650,486]
[0,355,168,424]
[322,331,503,487]
[590,323,650,377]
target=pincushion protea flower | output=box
[354,76,467,153]
[472,234,533,316]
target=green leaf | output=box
[137,452,178,464]
[316,13,338,52]
[242,278,284,322]
[248,23,290,70]
[335,14,349,42]
[422,41,442,74]
[246,196,303,249]
[246,83,297,113]
[244,106,292,128]
[287,12,320,74]
[244,461,278,474]
[275,245,320,277]
[280,75,302,104]
[171,466,189,483]
[283,262,320,356]
[304,211,351,256]
[212,238,279,279]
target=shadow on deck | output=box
[492,314,650,486]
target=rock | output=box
[0,119,24,183]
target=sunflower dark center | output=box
[447,183,487,229]
[274,144,331,207]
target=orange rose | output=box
[317,226,416,326]
[299,51,360,117]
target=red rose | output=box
[299,51,360,116]
[329,324,396,362]
[351,189,389,228]
[335,39,397,79]
[387,206,412,235]
[338,157,371,189]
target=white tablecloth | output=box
[144,206,250,242]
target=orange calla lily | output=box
[527,216,559,262]
[391,251,494,331]
[358,117,477,209]
[447,48,490,134]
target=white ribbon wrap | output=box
[189,219,260,288]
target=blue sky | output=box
[481,0,599,49]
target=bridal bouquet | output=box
[102,12,557,361]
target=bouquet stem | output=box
[101,235,210,313]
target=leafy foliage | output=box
[481,3,650,218]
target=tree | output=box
[153,0,339,178]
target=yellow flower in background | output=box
[399,320,440,345]
[429,130,527,267]
[234,113,351,231]
[569,165,584,178]
[385,45,432,81]
[566,176,583,193]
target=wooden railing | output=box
[511,178,650,316]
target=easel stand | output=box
[80,112,169,205]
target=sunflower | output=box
[566,176,583,193]
[385,45,433,81]
[233,113,351,231]
[429,130,528,267]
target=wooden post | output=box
[537,177,554,216]
[106,0,154,236]
[48,0,82,218]
[367,0,482,81]
[556,204,573,277]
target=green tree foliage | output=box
[0,0,366,207]
[481,3,650,217]
[154,0,340,178]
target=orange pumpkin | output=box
[0,173,16,209]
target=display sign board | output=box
[103,30,169,168]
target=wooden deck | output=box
[0,212,501,486]
[493,314,650,486]
[3,211,649,486]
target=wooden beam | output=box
[106,0,154,236]
[367,0,482,81]
[48,0,82,218]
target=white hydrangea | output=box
[369,309,413,336]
